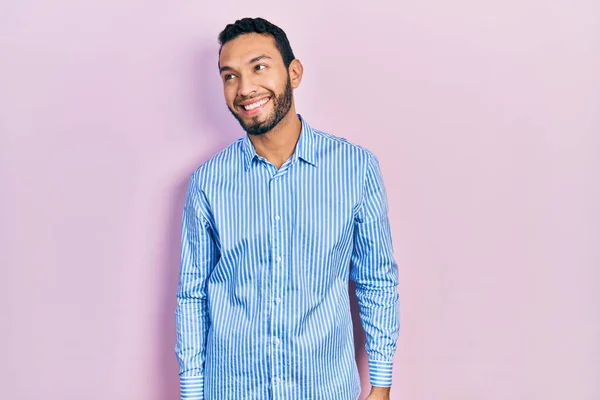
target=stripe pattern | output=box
[175,115,400,400]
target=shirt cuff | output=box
[180,375,203,400]
[368,359,394,387]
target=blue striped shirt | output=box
[175,115,400,400]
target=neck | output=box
[248,109,302,169]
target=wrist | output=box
[369,385,391,399]
[371,385,390,392]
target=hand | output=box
[365,386,391,400]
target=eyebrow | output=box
[219,54,273,73]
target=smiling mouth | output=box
[239,97,270,113]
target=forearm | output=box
[175,297,209,400]
[355,278,399,387]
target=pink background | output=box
[1,1,599,399]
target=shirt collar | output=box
[241,114,318,170]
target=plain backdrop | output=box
[1,1,598,399]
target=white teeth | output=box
[243,98,268,111]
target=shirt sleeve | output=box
[174,170,220,400]
[350,151,400,388]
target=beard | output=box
[228,76,293,136]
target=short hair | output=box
[218,17,296,68]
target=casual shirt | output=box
[175,115,400,400]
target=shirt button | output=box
[275,297,282,304]
[275,215,281,221]
[274,377,280,385]
[273,337,281,346]
[276,256,282,262]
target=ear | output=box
[288,59,304,89]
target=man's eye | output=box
[255,64,267,71]
[224,74,236,81]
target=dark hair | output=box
[218,17,296,68]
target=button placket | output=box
[269,173,285,395]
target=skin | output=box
[218,32,391,400]
[218,32,303,169]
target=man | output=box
[175,17,400,400]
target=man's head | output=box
[218,18,303,135]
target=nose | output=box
[237,74,259,98]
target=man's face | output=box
[219,33,293,136]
